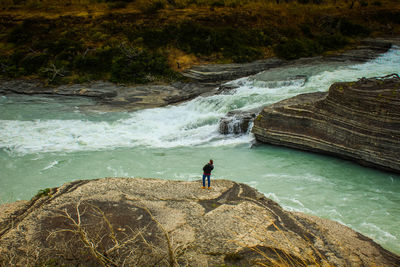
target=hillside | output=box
[1,0,399,85]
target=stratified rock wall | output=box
[0,178,399,266]
[252,76,400,173]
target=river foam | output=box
[0,47,399,157]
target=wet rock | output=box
[182,58,285,83]
[0,178,398,266]
[252,76,400,173]
[219,108,261,135]
[0,80,118,99]
[217,83,240,94]
[0,80,214,111]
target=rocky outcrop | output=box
[0,80,215,111]
[219,108,260,135]
[183,58,286,83]
[252,75,400,173]
[0,177,399,266]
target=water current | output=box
[1,47,400,254]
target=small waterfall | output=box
[219,110,259,135]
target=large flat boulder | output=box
[252,76,400,173]
[0,178,398,266]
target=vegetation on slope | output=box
[0,0,399,84]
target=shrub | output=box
[176,23,214,55]
[227,46,262,63]
[20,52,51,75]
[139,0,166,14]
[74,46,116,74]
[107,1,129,9]
[274,38,322,60]
[110,47,172,83]
[360,0,368,7]
[8,23,33,44]
[339,18,371,36]
[372,1,382,6]
[317,33,348,51]
[141,27,176,48]
[48,38,83,56]
[300,24,313,37]
[298,0,323,3]
[211,0,226,7]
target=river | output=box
[1,47,400,254]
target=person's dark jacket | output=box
[203,163,214,175]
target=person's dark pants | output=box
[202,174,211,187]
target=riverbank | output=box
[1,0,400,85]
[1,37,399,111]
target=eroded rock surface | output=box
[253,76,400,173]
[0,80,214,111]
[0,178,398,266]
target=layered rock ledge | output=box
[252,76,400,173]
[0,178,399,266]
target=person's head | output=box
[210,159,213,164]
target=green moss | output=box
[35,188,51,198]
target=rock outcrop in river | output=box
[0,178,399,266]
[253,75,400,173]
[219,109,259,135]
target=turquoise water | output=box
[1,47,400,254]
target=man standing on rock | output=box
[202,160,214,189]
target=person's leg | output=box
[207,175,211,188]
[202,174,206,188]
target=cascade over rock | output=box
[219,108,260,135]
[252,76,400,173]
[0,178,399,266]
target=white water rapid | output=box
[1,47,400,254]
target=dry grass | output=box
[229,216,330,267]
[1,0,399,19]
[0,200,187,266]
